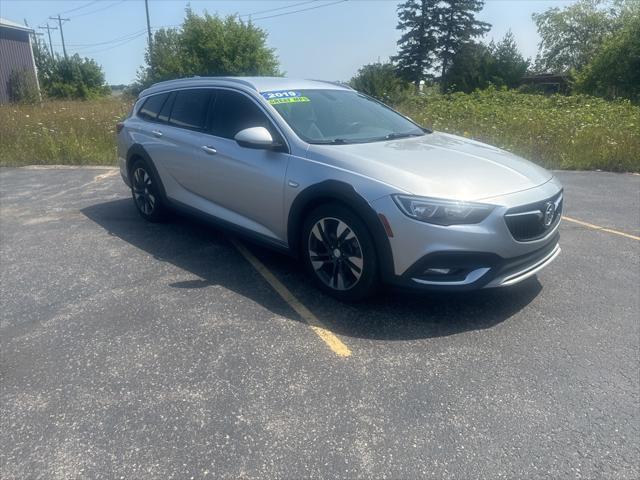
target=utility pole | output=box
[24,19,44,45]
[38,23,58,57]
[49,14,69,59]
[144,0,152,54]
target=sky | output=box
[1,0,578,85]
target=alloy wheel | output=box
[307,217,364,291]
[132,167,156,215]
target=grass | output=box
[398,88,640,172]
[1,89,638,172]
[0,97,131,167]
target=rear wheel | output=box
[130,158,166,222]
[302,203,378,301]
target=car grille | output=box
[504,191,563,242]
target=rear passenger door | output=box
[149,88,215,199]
[198,89,290,242]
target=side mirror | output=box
[234,127,281,150]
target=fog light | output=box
[424,268,452,275]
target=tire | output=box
[129,158,167,222]
[301,203,379,301]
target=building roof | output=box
[0,17,35,33]
[140,76,352,98]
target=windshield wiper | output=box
[313,138,351,145]
[383,131,424,141]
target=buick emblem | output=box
[543,202,555,228]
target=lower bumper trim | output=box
[491,244,561,287]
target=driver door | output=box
[196,88,290,242]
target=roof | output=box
[140,76,352,98]
[0,17,34,33]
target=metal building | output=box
[0,17,40,104]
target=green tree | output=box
[574,13,640,102]
[137,9,281,89]
[350,62,413,105]
[442,32,528,93]
[490,31,529,88]
[393,0,439,89]
[436,0,491,81]
[394,0,490,90]
[441,42,493,93]
[532,0,618,73]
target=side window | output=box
[210,90,273,139]
[157,91,176,123]
[169,89,212,130]
[138,93,169,121]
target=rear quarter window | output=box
[138,93,169,121]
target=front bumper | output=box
[388,234,560,291]
[370,179,563,291]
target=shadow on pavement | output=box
[82,198,542,341]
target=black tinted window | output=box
[169,89,212,130]
[138,93,168,121]
[210,90,272,139]
[157,91,176,123]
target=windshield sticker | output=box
[268,96,310,105]
[261,90,302,100]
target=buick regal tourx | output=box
[117,77,562,301]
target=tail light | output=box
[116,122,124,134]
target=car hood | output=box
[306,132,553,201]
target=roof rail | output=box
[139,76,259,98]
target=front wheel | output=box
[302,203,379,301]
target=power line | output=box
[78,31,147,55]
[252,0,348,21]
[41,0,349,58]
[56,29,147,48]
[58,1,101,16]
[239,0,318,18]
[68,0,127,19]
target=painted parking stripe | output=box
[229,237,352,358]
[562,216,640,241]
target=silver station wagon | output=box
[117,77,562,301]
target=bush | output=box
[350,62,413,105]
[573,14,640,103]
[7,68,39,104]
[398,88,640,172]
[36,53,110,100]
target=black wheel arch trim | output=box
[287,180,395,280]
[126,144,168,200]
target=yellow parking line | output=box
[94,169,119,182]
[229,237,352,358]
[562,216,640,241]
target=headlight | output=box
[392,195,494,226]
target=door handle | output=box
[201,145,217,155]
[151,130,163,138]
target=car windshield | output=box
[263,89,426,144]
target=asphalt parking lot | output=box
[1,166,638,479]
